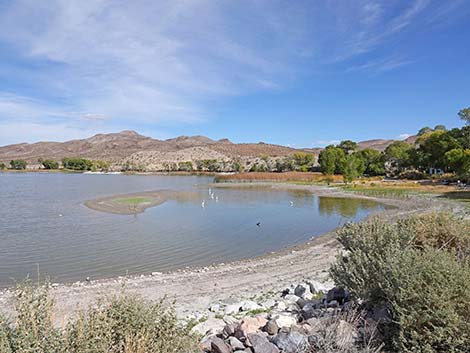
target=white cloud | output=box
[399,133,412,140]
[314,140,341,147]
[0,0,466,143]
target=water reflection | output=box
[318,197,380,218]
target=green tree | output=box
[339,154,365,183]
[177,161,193,172]
[383,141,413,175]
[291,152,315,172]
[444,148,470,176]
[418,126,433,136]
[338,140,358,154]
[39,158,59,170]
[10,159,27,170]
[434,124,447,131]
[417,130,460,170]
[458,107,470,148]
[357,148,385,176]
[319,146,345,175]
[232,161,243,172]
[62,157,93,170]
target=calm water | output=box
[0,173,384,287]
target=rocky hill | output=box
[0,130,416,171]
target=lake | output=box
[0,173,384,287]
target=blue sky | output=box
[0,0,469,147]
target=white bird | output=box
[210,193,215,200]
[208,188,212,195]
[215,196,219,202]
[58,214,63,217]
[201,200,205,208]
[290,201,294,207]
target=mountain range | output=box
[0,131,416,169]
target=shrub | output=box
[1,282,199,353]
[0,162,6,170]
[39,158,60,169]
[9,159,27,170]
[65,295,199,353]
[330,214,470,352]
[62,157,93,170]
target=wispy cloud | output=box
[399,133,412,140]
[0,1,466,143]
[313,140,341,147]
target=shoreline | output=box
[0,183,463,326]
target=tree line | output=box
[319,108,470,182]
[0,158,111,171]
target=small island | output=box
[84,191,168,215]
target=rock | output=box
[225,303,243,315]
[275,301,287,311]
[200,334,218,352]
[223,315,239,325]
[294,284,313,300]
[273,313,297,329]
[263,319,279,335]
[272,331,308,353]
[235,316,268,338]
[283,294,300,304]
[229,336,245,350]
[294,284,306,297]
[247,333,279,353]
[261,299,276,309]
[210,304,221,312]
[211,336,233,353]
[242,301,263,312]
[300,300,323,320]
[307,280,334,294]
[191,318,226,336]
[326,287,349,305]
[224,323,239,337]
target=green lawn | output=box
[116,197,152,204]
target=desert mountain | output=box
[0,130,417,168]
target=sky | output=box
[0,0,469,147]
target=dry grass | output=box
[215,172,344,183]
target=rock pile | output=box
[192,281,380,353]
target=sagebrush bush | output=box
[0,283,199,353]
[330,213,470,353]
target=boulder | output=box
[242,301,263,312]
[235,316,268,338]
[191,317,226,336]
[247,333,279,353]
[263,319,279,335]
[211,337,233,353]
[225,303,243,315]
[307,280,334,294]
[272,331,308,353]
[300,300,323,320]
[326,287,349,305]
[294,284,313,300]
[228,336,245,351]
[200,334,218,352]
[261,298,276,309]
[273,313,297,329]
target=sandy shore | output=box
[0,183,463,326]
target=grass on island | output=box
[115,197,152,205]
